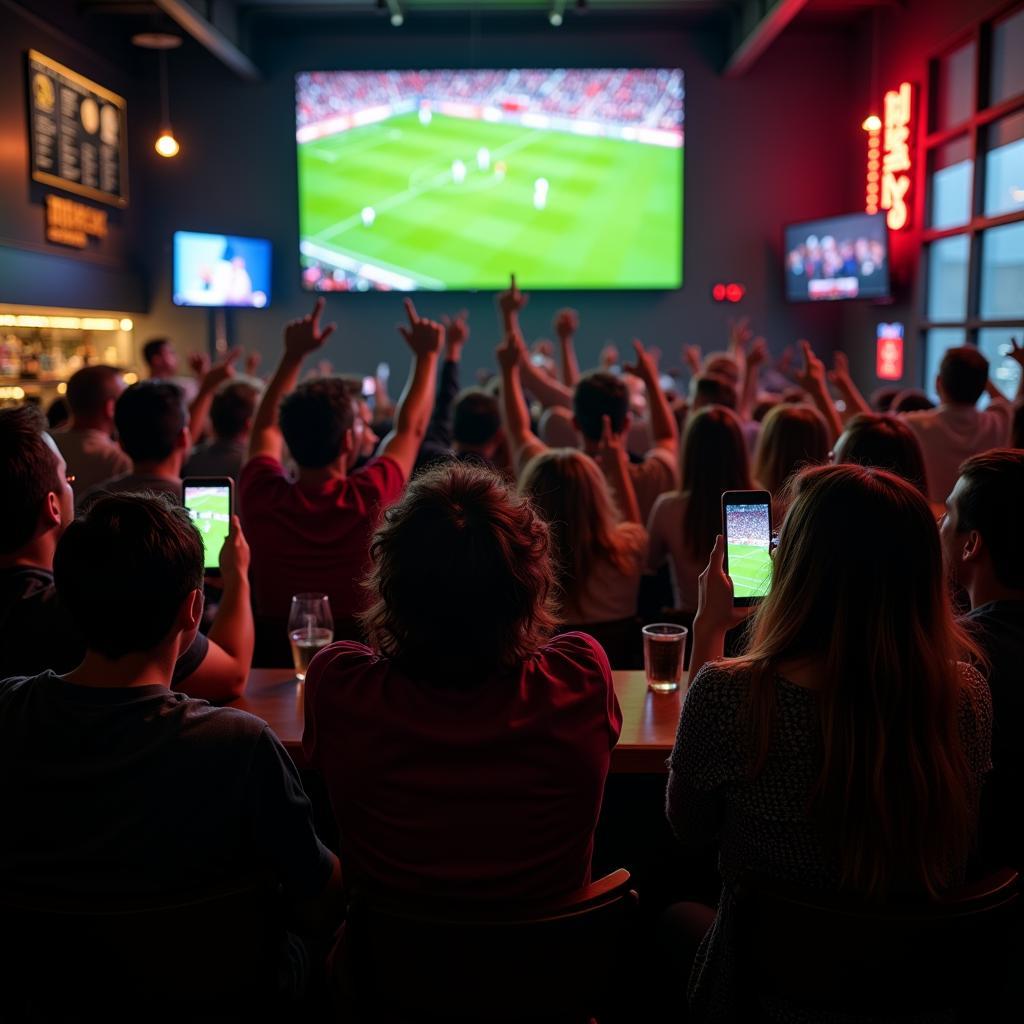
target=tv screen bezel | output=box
[782,211,891,304]
[293,67,685,294]
[172,230,274,309]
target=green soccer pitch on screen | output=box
[184,485,231,571]
[295,69,684,292]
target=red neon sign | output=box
[876,335,904,380]
[881,82,913,230]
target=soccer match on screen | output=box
[725,504,773,600]
[295,68,683,292]
[185,488,231,570]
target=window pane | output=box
[984,109,1024,217]
[929,135,973,227]
[934,40,976,131]
[924,329,967,402]
[927,235,970,321]
[991,6,1024,105]
[980,222,1024,318]
[978,327,1024,402]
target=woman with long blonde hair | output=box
[752,402,830,521]
[668,464,992,1022]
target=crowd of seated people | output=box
[1,278,1023,1021]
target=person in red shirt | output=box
[303,461,622,903]
[240,297,443,645]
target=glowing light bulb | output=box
[155,131,180,158]
[861,114,882,132]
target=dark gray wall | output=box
[133,15,861,378]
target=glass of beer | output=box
[642,623,688,694]
[288,593,334,681]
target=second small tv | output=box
[173,231,272,308]
[784,212,890,302]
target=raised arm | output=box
[516,351,574,410]
[827,350,872,422]
[555,308,580,388]
[738,336,767,423]
[986,336,1024,405]
[377,298,444,479]
[624,339,679,456]
[188,347,241,444]
[596,414,642,525]
[497,272,529,337]
[422,312,467,454]
[497,330,546,474]
[248,298,336,463]
[181,516,254,701]
[795,339,844,443]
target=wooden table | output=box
[235,668,685,774]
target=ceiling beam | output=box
[724,0,811,78]
[152,0,262,81]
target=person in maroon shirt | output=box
[303,461,622,904]
[240,297,443,637]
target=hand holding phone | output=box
[182,477,234,576]
[721,489,774,607]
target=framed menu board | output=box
[27,50,128,208]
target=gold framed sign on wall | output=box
[27,50,128,209]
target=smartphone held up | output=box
[182,477,233,575]
[721,490,773,607]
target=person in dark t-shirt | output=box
[941,449,1024,869]
[0,491,340,927]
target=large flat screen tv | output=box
[784,212,890,302]
[173,231,272,308]
[295,69,684,292]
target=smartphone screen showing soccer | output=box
[724,500,773,601]
[184,485,231,571]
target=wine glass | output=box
[287,593,333,681]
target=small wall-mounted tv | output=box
[173,231,272,308]
[784,212,890,302]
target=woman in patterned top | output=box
[667,464,992,1023]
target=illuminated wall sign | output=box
[881,82,913,230]
[865,120,882,215]
[45,194,108,248]
[876,326,904,381]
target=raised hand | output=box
[397,298,444,357]
[1008,336,1024,369]
[188,351,211,378]
[201,347,242,392]
[729,317,754,355]
[284,297,337,359]
[795,339,827,392]
[747,336,768,370]
[244,349,263,377]
[695,534,755,633]
[828,350,852,387]
[496,329,525,373]
[554,308,579,341]
[684,344,703,376]
[442,310,469,354]
[497,273,529,318]
[623,338,659,383]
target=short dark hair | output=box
[891,388,935,413]
[142,338,170,367]
[66,364,122,417]
[53,493,204,659]
[211,380,260,440]
[453,388,500,446]
[573,371,629,441]
[361,462,557,684]
[114,381,187,462]
[0,406,63,554]
[279,377,355,468]
[834,413,929,497]
[954,449,1024,590]
[938,346,988,405]
[691,373,738,410]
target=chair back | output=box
[345,868,638,1023]
[735,868,1020,1018]
[1,874,280,1017]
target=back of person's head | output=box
[690,373,738,411]
[833,413,929,497]
[66,364,123,420]
[53,493,203,660]
[753,403,830,498]
[869,386,900,412]
[703,353,741,385]
[519,448,633,609]
[361,462,556,683]
[573,371,629,442]
[142,338,170,368]
[453,388,500,447]
[680,406,751,560]
[279,377,355,468]
[891,388,935,413]
[953,449,1024,590]
[752,396,781,422]
[0,406,63,555]
[114,381,187,463]
[46,397,69,431]
[210,380,261,441]
[938,346,988,405]
[738,464,979,897]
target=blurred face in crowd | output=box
[151,342,178,377]
[43,433,75,536]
